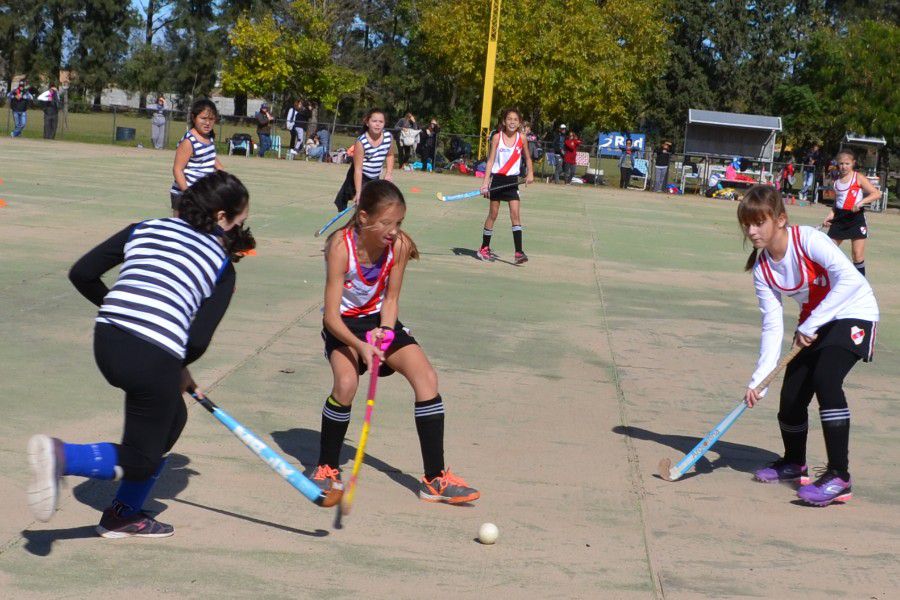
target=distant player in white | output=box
[739,185,878,506]
[477,108,534,265]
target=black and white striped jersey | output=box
[358,131,392,180]
[96,218,229,359]
[171,131,217,196]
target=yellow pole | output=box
[478,0,502,159]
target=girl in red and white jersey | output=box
[478,108,534,265]
[313,180,479,505]
[823,149,880,276]
[739,185,878,506]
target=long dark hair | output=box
[737,184,787,271]
[189,98,219,137]
[362,108,386,134]
[178,171,256,262]
[327,180,419,259]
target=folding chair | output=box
[629,159,649,190]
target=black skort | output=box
[322,313,417,376]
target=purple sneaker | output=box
[797,470,852,506]
[754,459,810,484]
[96,500,174,538]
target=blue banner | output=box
[598,132,646,156]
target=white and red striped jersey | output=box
[748,225,878,390]
[833,173,863,211]
[491,132,523,176]
[338,228,395,317]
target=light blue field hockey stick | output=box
[658,345,802,481]
[436,179,523,202]
[191,392,342,507]
[314,205,354,237]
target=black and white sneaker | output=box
[96,500,174,538]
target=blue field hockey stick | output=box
[436,179,523,202]
[191,392,342,507]
[658,345,802,482]
[314,205,354,237]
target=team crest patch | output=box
[850,326,865,345]
[860,226,867,235]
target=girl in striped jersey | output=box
[313,180,479,504]
[170,98,224,211]
[739,185,878,506]
[333,109,394,212]
[27,172,255,536]
[478,108,534,265]
[823,149,880,276]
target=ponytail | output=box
[744,248,759,272]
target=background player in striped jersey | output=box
[170,98,224,212]
[333,109,394,212]
[478,108,534,265]
[822,149,880,277]
[27,172,255,537]
[739,185,878,506]
[313,180,480,504]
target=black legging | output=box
[94,323,187,480]
[777,344,859,471]
[619,167,632,188]
[398,144,412,168]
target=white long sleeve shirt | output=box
[748,225,878,390]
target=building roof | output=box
[688,109,782,132]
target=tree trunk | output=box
[234,93,247,116]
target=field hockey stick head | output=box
[435,192,445,201]
[317,485,343,508]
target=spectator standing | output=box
[150,96,167,150]
[552,124,567,184]
[778,154,796,196]
[653,141,672,192]
[7,80,32,137]
[800,143,821,201]
[38,84,62,140]
[255,103,275,158]
[618,138,635,189]
[286,99,304,158]
[563,130,581,184]
[395,112,419,169]
[418,119,439,172]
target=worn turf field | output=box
[0,138,897,599]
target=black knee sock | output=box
[820,408,850,478]
[853,261,865,277]
[512,225,523,253]
[779,419,808,465]
[415,395,445,480]
[481,228,493,249]
[318,395,351,468]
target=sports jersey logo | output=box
[850,326,865,346]
[344,280,353,289]
[812,275,828,287]
[860,226,867,235]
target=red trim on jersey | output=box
[340,228,396,318]
[495,133,523,176]
[834,173,861,211]
[792,226,829,324]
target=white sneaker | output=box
[27,435,65,522]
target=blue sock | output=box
[114,457,167,516]
[62,442,118,479]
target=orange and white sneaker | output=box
[312,464,342,493]
[419,468,480,504]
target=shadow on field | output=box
[612,425,779,480]
[21,526,99,557]
[451,247,519,267]
[271,427,420,496]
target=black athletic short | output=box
[806,318,876,362]
[489,174,520,201]
[322,313,417,376]
[827,208,868,240]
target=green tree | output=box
[794,19,900,153]
[119,42,173,107]
[220,4,365,113]
[165,0,222,101]
[70,0,136,105]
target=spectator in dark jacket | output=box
[799,143,821,201]
[653,141,672,192]
[7,80,33,137]
[618,139,635,189]
[38,84,62,139]
[255,103,275,157]
[418,119,439,171]
[551,124,567,183]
